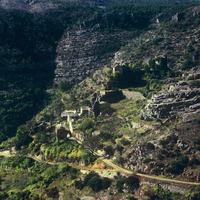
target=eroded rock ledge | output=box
[143,67,200,120]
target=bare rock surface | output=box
[143,67,200,120]
[54,29,136,86]
[0,0,111,12]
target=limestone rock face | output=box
[0,0,110,12]
[143,67,200,120]
[54,29,135,86]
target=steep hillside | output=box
[0,2,200,200]
[0,0,198,12]
[0,5,102,139]
[0,4,162,139]
[54,29,135,86]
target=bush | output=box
[167,156,189,175]
[82,153,96,165]
[41,164,73,185]
[8,190,31,200]
[146,56,170,79]
[75,179,85,190]
[104,145,114,157]
[0,131,7,143]
[87,176,103,192]
[126,175,140,191]
[186,188,200,200]
[99,103,115,115]
[108,65,146,89]
[15,125,32,150]
[116,176,125,192]
[151,185,174,200]
[84,172,112,192]
[59,81,72,92]
[0,192,8,200]
[115,175,140,192]
[79,118,95,132]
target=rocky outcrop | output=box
[54,29,135,86]
[143,68,200,120]
[0,0,59,12]
[0,0,104,12]
[0,0,119,12]
[111,6,200,72]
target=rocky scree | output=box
[54,29,136,86]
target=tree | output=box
[116,176,125,192]
[0,131,6,143]
[126,175,140,191]
[108,65,146,89]
[84,172,112,192]
[15,125,32,150]
[152,185,173,200]
[186,187,200,200]
[167,156,189,175]
[79,118,95,132]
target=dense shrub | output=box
[41,164,75,185]
[116,176,125,192]
[167,155,189,175]
[150,185,174,200]
[0,192,8,199]
[7,190,31,200]
[79,118,95,132]
[107,56,171,92]
[59,81,72,92]
[115,175,140,192]
[83,172,112,192]
[108,65,146,89]
[104,145,114,157]
[15,125,32,150]
[126,175,140,191]
[0,131,7,143]
[186,187,200,200]
[145,56,170,79]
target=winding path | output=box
[102,159,200,186]
[1,149,200,187]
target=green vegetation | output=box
[186,187,200,200]
[150,185,179,200]
[108,65,146,89]
[39,140,96,164]
[107,57,170,95]
[15,125,32,150]
[0,10,62,138]
[79,118,96,132]
[0,1,199,199]
[167,155,189,175]
[0,2,176,140]
[0,3,165,140]
[75,172,112,192]
[0,156,80,199]
[115,175,140,193]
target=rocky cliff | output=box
[143,68,200,120]
[54,29,137,86]
[111,7,200,71]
